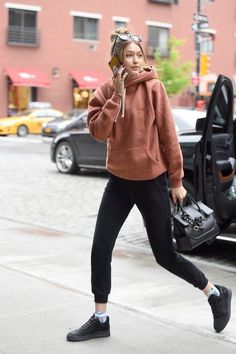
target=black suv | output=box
[51,74,236,243]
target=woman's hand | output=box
[113,67,128,95]
[171,186,187,206]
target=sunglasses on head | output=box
[116,33,142,42]
[111,33,142,56]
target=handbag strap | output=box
[177,193,205,215]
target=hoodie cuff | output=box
[170,179,183,188]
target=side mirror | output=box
[195,118,206,132]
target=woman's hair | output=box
[110,27,146,64]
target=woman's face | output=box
[123,42,144,79]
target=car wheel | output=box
[55,141,78,174]
[17,125,28,137]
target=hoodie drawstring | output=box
[121,88,126,118]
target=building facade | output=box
[0,0,236,117]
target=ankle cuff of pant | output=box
[94,295,108,303]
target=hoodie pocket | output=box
[107,145,159,176]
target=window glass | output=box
[114,21,127,28]
[74,17,98,40]
[9,9,21,26]
[24,12,36,28]
[213,85,230,126]
[201,35,214,54]
[8,9,37,45]
[147,26,169,56]
[35,111,47,118]
[9,9,36,28]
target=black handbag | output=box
[173,194,220,251]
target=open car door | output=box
[194,74,236,228]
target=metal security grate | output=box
[7,26,39,46]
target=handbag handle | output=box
[177,193,205,215]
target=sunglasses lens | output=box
[117,34,142,42]
[132,35,142,42]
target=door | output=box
[194,75,236,225]
[72,130,106,168]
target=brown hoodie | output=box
[88,68,183,187]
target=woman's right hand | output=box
[113,67,128,95]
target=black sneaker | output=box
[66,314,110,342]
[208,285,232,333]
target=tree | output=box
[154,37,193,97]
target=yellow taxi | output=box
[0,107,63,137]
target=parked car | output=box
[41,109,87,137]
[172,108,206,135]
[50,75,236,244]
[0,108,63,136]
[50,107,206,175]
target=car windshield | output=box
[14,110,32,117]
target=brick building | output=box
[0,0,235,117]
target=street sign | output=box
[193,13,208,22]
[198,22,209,29]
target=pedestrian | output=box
[66,27,232,342]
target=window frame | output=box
[70,11,102,42]
[7,7,39,46]
[146,21,172,58]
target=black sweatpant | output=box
[91,173,208,303]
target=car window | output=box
[212,85,230,127]
[15,110,32,117]
[34,111,48,118]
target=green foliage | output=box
[154,37,193,97]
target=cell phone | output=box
[108,56,121,77]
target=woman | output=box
[67,28,232,341]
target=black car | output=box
[51,75,236,243]
[42,109,87,137]
[50,108,205,174]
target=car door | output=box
[72,130,106,168]
[193,74,236,226]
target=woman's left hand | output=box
[171,186,187,206]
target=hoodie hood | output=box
[124,66,158,88]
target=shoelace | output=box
[80,316,97,330]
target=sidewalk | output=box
[0,216,235,354]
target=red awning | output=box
[3,67,51,87]
[70,71,108,89]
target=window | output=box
[112,16,129,30]
[200,35,214,54]
[70,11,102,41]
[147,25,170,57]
[7,8,38,46]
[73,17,98,40]
[114,21,126,28]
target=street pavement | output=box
[0,216,235,354]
